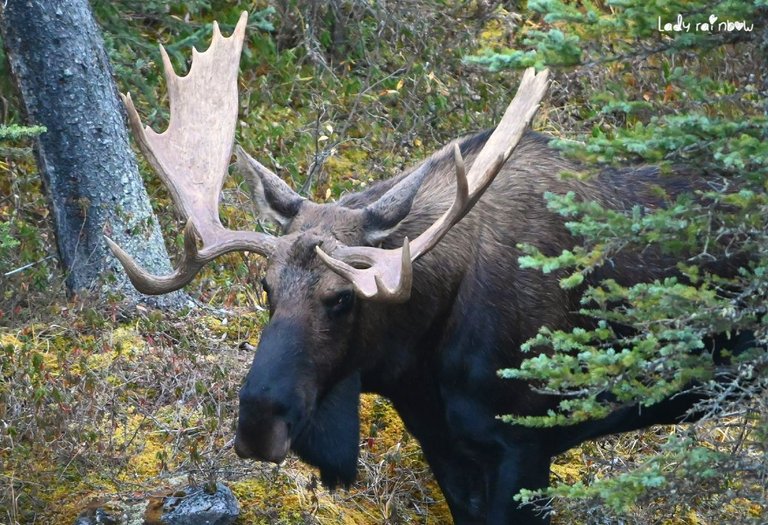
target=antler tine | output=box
[106,220,201,295]
[409,143,470,260]
[414,69,549,254]
[106,12,279,295]
[317,67,550,302]
[107,219,278,295]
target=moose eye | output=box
[325,290,355,317]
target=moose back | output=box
[107,13,745,525]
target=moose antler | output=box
[105,12,277,295]
[315,67,550,301]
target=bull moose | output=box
[107,12,749,524]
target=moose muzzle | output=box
[234,413,290,463]
[234,318,315,463]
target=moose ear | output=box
[235,145,304,228]
[362,158,435,245]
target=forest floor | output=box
[0,295,453,524]
[1,290,763,525]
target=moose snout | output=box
[234,393,294,463]
[235,318,316,463]
[234,418,290,463]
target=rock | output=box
[154,482,240,525]
[73,506,120,525]
[73,481,240,525]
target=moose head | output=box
[107,12,549,489]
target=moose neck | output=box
[349,134,496,396]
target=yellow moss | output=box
[44,481,101,525]
[315,503,373,525]
[231,477,306,524]
[110,326,146,354]
[479,18,506,46]
[423,480,453,525]
[130,440,167,480]
[356,394,450,522]
[232,474,404,525]
[660,508,706,525]
[84,351,114,372]
[723,497,765,518]
[475,5,514,49]
[0,331,22,348]
[204,316,225,333]
[359,394,408,454]
[40,348,62,375]
[110,412,168,481]
[5,444,119,525]
[24,326,144,378]
[550,446,587,485]
[203,312,265,341]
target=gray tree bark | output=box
[0,0,186,305]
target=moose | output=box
[107,12,749,524]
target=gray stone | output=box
[160,483,240,525]
[73,507,120,525]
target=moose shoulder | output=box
[107,13,747,525]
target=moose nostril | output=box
[235,416,292,463]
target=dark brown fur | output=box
[235,130,742,525]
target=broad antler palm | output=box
[105,12,276,295]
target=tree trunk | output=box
[0,0,185,305]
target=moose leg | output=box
[422,443,486,524]
[392,399,486,524]
[486,442,552,525]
